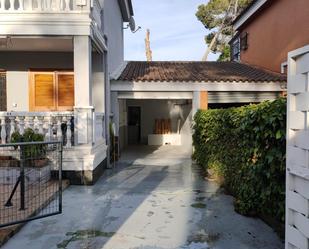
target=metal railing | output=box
[0,141,62,228]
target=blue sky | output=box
[124,0,219,61]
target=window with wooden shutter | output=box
[57,73,74,111]
[29,72,74,111]
[0,72,6,111]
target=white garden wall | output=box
[286,45,309,249]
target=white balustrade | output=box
[0,0,103,30]
[0,112,74,148]
[0,0,91,12]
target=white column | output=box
[92,51,105,113]
[111,92,119,136]
[74,36,92,107]
[74,36,94,145]
[192,91,200,116]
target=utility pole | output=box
[145,29,152,61]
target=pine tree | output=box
[196,0,252,61]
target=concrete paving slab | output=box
[1,145,283,249]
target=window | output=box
[231,37,240,61]
[29,72,74,111]
[240,32,248,51]
[231,32,248,62]
[0,72,6,111]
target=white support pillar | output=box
[92,51,105,113]
[111,92,119,136]
[74,36,94,145]
[74,36,92,107]
[192,91,200,116]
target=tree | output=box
[196,0,252,61]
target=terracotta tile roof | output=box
[117,61,286,83]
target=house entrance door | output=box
[29,72,74,111]
[128,106,141,144]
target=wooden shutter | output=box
[29,72,74,111]
[57,73,74,111]
[30,73,56,111]
[0,72,6,111]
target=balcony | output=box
[0,0,103,36]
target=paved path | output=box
[2,146,283,249]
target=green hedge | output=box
[193,98,286,223]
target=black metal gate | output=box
[0,141,62,228]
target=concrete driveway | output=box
[2,145,283,249]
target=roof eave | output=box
[233,0,269,30]
[118,0,133,22]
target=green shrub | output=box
[11,128,46,159]
[193,98,286,222]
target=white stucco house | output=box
[0,0,134,184]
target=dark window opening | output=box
[240,32,248,51]
[230,32,248,62]
[0,72,6,111]
[231,37,240,61]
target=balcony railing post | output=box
[27,116,35,130]
[37,0,42,11]
[45,116,52,141]
[0,117,6,144]
[66,115,72,148]
[9,116,16,142]
[37,116,44,134]
[9,0,14,10]
[0,0,4,10]
[17,116,25,135]
[19,0,24,10]
[56,115,62,141]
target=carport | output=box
[110,61,286,154]
[113,93,193,151]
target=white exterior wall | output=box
[6,72,29,112]
[286,45,309,249]
[103,0,124,74]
